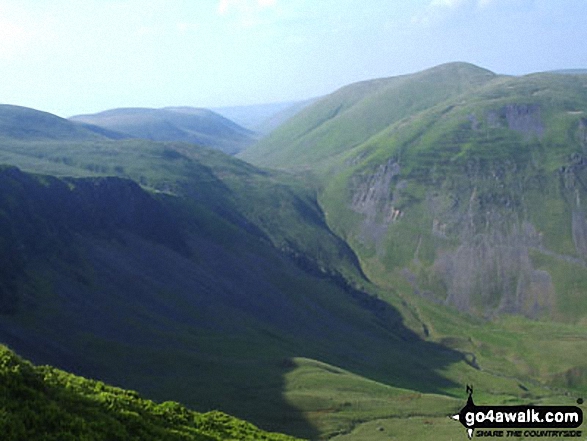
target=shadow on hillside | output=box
[0,166,465,439]
[0,251,466,441]
[0,236,467,440]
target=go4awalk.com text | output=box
[451,386,583,439]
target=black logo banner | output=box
[451,386,583,439]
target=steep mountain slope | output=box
[0,144,469,439]
[0,142,584,441]
[239,63,496,168]
[0,131,361,281]
[0,344,299,441]
[241,63,587,324]
[320,72,587,322]
[70,107,256,154]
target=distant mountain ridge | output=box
[0,104,127,141]
[70,106,256,154]
[549,68,587,75]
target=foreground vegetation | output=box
[0,344,300,441]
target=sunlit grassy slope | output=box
[240,62,587,321]
[0,160,582,440]
[239,62,496,169]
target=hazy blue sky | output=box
[1,0,586,117]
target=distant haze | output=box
[0,0,585,117]
[212,99,316,134]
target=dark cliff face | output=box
[61,176,188,253]
[0,167,188,313]
[0,167,186,252]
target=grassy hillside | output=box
[0,344,299,441]
[0,135,361,283]
[9,335,582,441]
[240,63,587,322]
[0,156,584,440]
[0,104,126,141]
[239,62,496,169]
[236,64,587,438]
[316,71,587,321]
[70,107,256,155]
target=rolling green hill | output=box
[70,107,256,154]
[236,63,587,438]
[239,62,496,169]
[0,104,127,141]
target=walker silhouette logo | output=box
[451,386,583,439]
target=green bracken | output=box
[0,344,301,441]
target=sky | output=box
[0,0,586,117]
